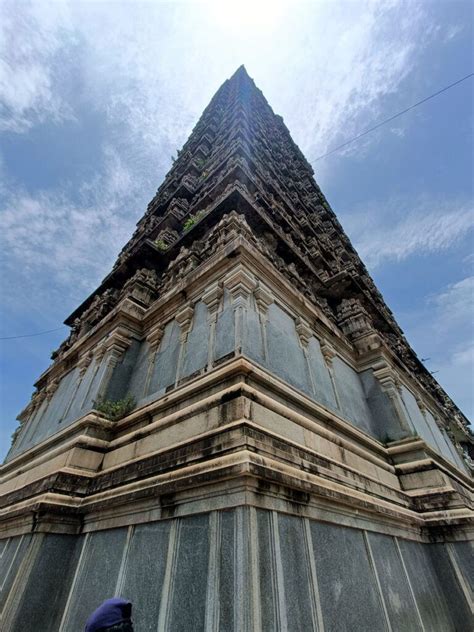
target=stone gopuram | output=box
[1,66,472,632]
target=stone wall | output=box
[2,509,472,632]
[8,274,465,472]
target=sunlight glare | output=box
[207,0,288,32]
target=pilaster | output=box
[372,359,412,435]
[223,265,257,353]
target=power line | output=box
[0,326,66,341]
[313,72,474,162]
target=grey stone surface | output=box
[451,540,474,593]
[28,368,79,448]
[167,514,210,632]
[265,304,310,394]
[366,532,422,631]
[0,534,31,613]
[277,513,316,632]
[234,507,254,632]
[148,319,180,395]
[182,301,210,378]
[127,340,151,404]
[397,538,458,631]
[425,410,466,470]
[63,528,128,632]
[120,521,171,632]
[4,511,473,631]
[400,386,435,445]
[310,521,387,632]
[218,510,236,631]
[105,340,141,402]
[360,370,407,441]
[81,358,109,411]
[332,358,376,437]
[64,358,97,423]
[243,298,265,365]
[8,398,48,458]
[306,337,337,411]
[428,543,473,631]
[10,534,81,632]
[399,388,465,469]
[214,289,235,362]
[256,509,279,632]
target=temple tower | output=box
[1,66,472,632]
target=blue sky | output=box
[1,0,473,460]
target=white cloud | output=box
[431,276,474,331]
[0,145,145,312]
[443,23,464,42]
[429,278,474,420]
[341,196,474,269]
[451,344,474,368]
[0,0,444,314]
[0,2,75,132]
[399,275,474,420]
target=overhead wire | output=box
[0,326,66,341]
[313,72,474,162]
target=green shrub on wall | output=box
[93,395,136,421]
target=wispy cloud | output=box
[0,2,75,133]
[1,0,445,313]
[430,275,474,333]
[398,275,474,420]
[341,196,474,269]
[0,145,144,313]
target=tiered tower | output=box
[1,67,472,632]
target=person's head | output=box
[84,598,133,632]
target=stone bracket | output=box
[146,322,165,354]
[295,317,312,348]
[223,265,257,308]
[254,283,274,319]
[201,281,223,321]
[176,304,195,342]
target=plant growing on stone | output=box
[154,239,167,252]
[93,395,136,421]
[183,211,205,232]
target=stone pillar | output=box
[223,265,257,354]
[62,352,94,420]
[254,283,274,361]
[94,327,132,402]
[295,317,316,396]
[372,360,412,435]
[175,303,194,384]
[202,281,223,368]
[319,340,342,410]
[144,322,165,397]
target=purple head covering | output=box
[84,598,132,632]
